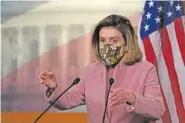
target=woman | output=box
[38,14,165,123]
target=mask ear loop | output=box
[119,41,127,62]
[123,36,128,53]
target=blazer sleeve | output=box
[131,66,165,120]
[44,69,87,110]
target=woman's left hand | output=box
[109,88,136,107]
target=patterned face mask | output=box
[99,43,124,66]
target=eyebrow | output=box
[99,36,120,39]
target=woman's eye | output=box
[100,39,105,43]
[112,39,118,43]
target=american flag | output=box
[138,1,185,123]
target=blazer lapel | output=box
[108,59,126,119]
[101,64,112,122]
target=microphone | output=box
[33,77,80,123]
[102,78,114,123]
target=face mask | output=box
[98,43,124,66]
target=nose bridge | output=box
[105,37,113,44]
[108,37,112,43]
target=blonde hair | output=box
[92,14,142,65]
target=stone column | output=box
[17,26,23,68]
[39,26,46,56]
[84,25,92,68]
[61,26,69,88]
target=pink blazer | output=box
[45,60,165,123]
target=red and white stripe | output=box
[149,31,179,123]
[166,19,185,108]
[137,17,146,61]
[138,14,185,123]
[182,16,185,33]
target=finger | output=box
[48,72,54,76]
[111,88,123,92]
[110,99,119,106]
[38,76,46,83]
[45,80,52,88]
[123,89,129,92]
[110,90,118,97]
[49,73,55,79]
[41,72,54,79]
[44,72,54,79]
[111,90,130,99]
[121,91,132,98]
[45,79,57,88]
[38,74,45,79]
[40,80,44,84]
[109,95,117,102]
[121,98,127,104]
[40,78,47,84]
[110,88,123,95]
[39,75,47,80]
[45,79,51,86]
[49,81,57,88]
[43,72,53,79]
[40,71,48,76]
[110,89,117,93]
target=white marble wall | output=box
[2,27,18,77]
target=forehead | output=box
[99,26,122,38]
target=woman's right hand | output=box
[38,71,57,89]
